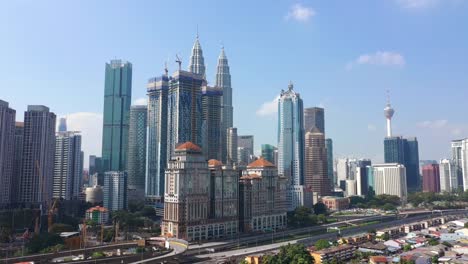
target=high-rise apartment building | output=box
[201,86,223,161]
[422,164,440,193]
[0,100,16,205]
[336,158,349,189]
[439,159,457,192]
[53,131,82,200]
[451,139,468,190]
[326,138,334,187]
[372,163,408,203]
[216,48,233,164]
[12,122,24,204]
[261,144,276,164]
[226,127,238,164]
[101,60,132,172]
[304,107,325,133]
[19,105,56,205]
[304,129,330,197]
[103,171,127,211]
[88,155,103,186]
[239,157,287,232]
[146,73,169,197]
[127,105,147,198]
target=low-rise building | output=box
[310,244,355,264]
[369,256,392,264]
[85,206,109,224]
[321,196,349,211]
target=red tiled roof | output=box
[247,157,275,168]
[175,142,202,152]
[86,206,108,213]
[208,159,223,166]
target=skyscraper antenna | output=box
[386,90,390,105]
[196,25,199,39]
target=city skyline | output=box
[2,1,468,167]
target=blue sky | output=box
[1,0,467,167]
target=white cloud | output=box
[417,119,448,128]
[367,124,377,131]
[397,0,439,9]
[133,97,147,106]
[347,51,405,70]
[285,4,316,22]
[61,112,103,168]
[256,96,280,117]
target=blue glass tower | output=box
[101,60,132,172]
[146,73,169,197]
[127,105,147,197]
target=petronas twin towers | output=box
[146,35,233,197]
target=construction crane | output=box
[47,199,58,233]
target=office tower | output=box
[336,158,349,189]
[12,122,24,204]
[356,166,369,196]
[188,35,206,77]
[439,159,457,192]
[346,180,357,196]
[372,163,408,203]
[103,171,127,211]
[0,100,16,205]
[326,139,334,187]
[127,105,147,198]
[53,132,82,200]
[89,155,103,186]
[19,105,56,205]
[273,148,279,167]
[226,127,238,164]
[208,159,239,236]
[384,136,405,164]
[167,70,204,162]
[304,129,330,196]
[238,135,254,163]
[261,144,276,164]
[278,82,304,186]
[451,139,467,190]
[146,73,169,197]
[216,47,233,164]
[422,164,440,193]
[239,157,287,232]
[101,60,132,172]
[404,137,420,191]
[367,166,375,195]
[237,147,250,165]
[304,107,325,133]
[201,86,223,161]
[58,117,67,132]
[161,142,210,241]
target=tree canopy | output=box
[262,244,314,264]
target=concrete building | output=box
[146,73,169,197]
[237,146,250,165]
[439,159,457,192]
[422,164,440,193]
[304,129,330,197]
[452,139,468,190]
[326,138,334,188]
[18,105,56,205]
[321,196,350,211]
[85,186,103,204]
[53,131,82,200]
[346,179,357,196]
[103,171,127,211]
[101,60,132,172]
[86,206,109,224]
[372,163,408,203]
[304,106,325,133]
[239,157,287,233]
[0,100,16,206]
[127,105,147,199]
[336,158,349,189]
[310,244,355,264]
[12,122,24,204]
[226,127,238,165]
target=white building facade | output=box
[372,163,408,203]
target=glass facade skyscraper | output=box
[201,86,223,161]
[277,82,304,186]
[261,144,276,164]
[384,136,420,191]
[101,60,132,172]
[127,105,147,197]
[146,74,169,197]
[216,48,233,164]
[304,107,325,133]
[384,136,405,164]
[325,138,334,187]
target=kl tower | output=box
[384,92,395,137]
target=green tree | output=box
[317,214,328,224]
[315,239,331,250]
[26,233,64,254]
[141,206,156,218]
[428,238,439,246]
[49,223,74,233]
[403,244,412,251]
[313,202,327,215]
[263,244,313,264]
